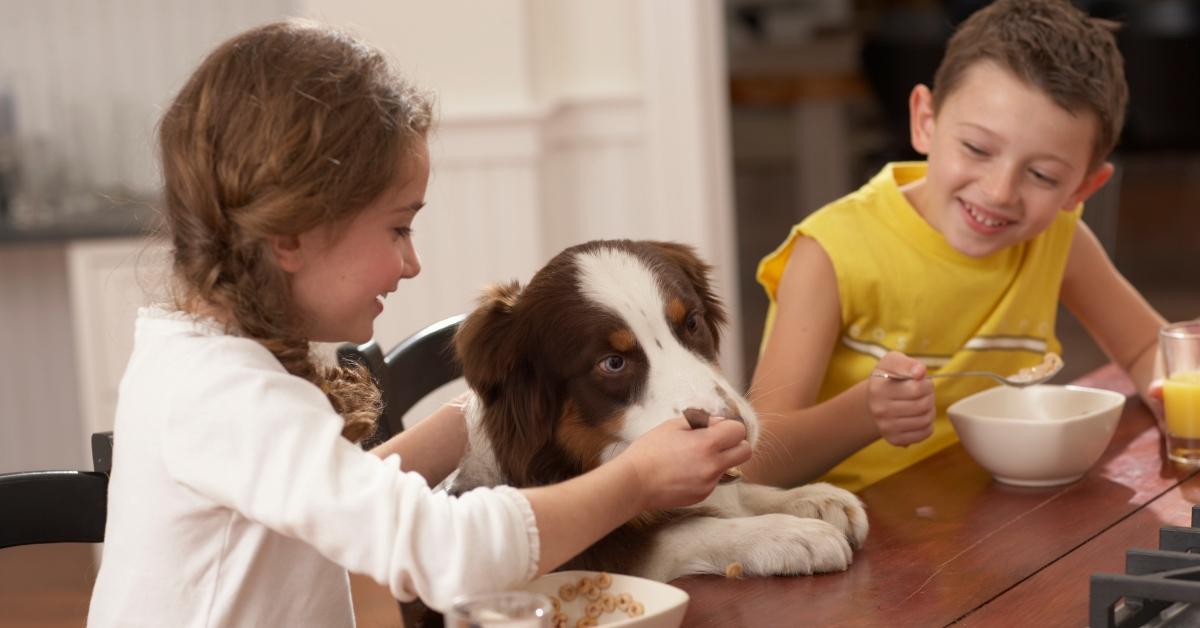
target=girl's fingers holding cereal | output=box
[718,439,753,470]
[706,416,749,448]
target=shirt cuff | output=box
[494,485,540,582]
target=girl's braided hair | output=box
[159,20,433,442]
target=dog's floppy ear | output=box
[455,281,522,403]
[456,279,566,487]
[646,240,727,351]
[489,361,564,487]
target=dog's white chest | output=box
[451,394,505,491]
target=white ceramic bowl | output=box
[947,384,1126,487]
[520,570,688,628]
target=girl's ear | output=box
[268,234,306,273]
[455,281,523,404]
[909,84,936,156]
[1067,162,1115,209]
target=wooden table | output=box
[673,365,1200,627]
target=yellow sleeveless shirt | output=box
[757,162,1081,492]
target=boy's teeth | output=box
[965,203,1010,227]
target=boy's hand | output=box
[1147,378,1166,430]
[618,417,751,511]
[868,351,936,446]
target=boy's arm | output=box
[370,398,468,486]
[741,237,882,487]
[1060,221,1165,408]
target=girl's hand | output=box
[868,351,936,446]
[617,417,751,511]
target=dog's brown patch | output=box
[609,329,636,353]
[666,298,686,325]
[555,402,618,470]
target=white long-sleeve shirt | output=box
[87,307,539,627]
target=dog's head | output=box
[455,239,757,488]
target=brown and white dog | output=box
[451,239,867,581]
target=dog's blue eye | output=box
[599,355,626,373]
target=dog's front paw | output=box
[779,483,868,549]
[735,514,853,576]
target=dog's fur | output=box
[451,240,868,581]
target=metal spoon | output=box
[871,352,1064,388]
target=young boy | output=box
[743,0,1167,492]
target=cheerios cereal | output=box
[545,573,647,627]
[725,561,744,579]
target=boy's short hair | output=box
[932,0,1127,168]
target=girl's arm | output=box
[370,396,468,486]
[1060,221,1166,408]
[368,398,752,575]
[741,237,887,487]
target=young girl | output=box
[87,20,750,627]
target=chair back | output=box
[0,431,114,549]
[337,314,466,444]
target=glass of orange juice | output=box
[1161,321,1200,465]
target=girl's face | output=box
[282,139,430,343]
[905,61,1111,258]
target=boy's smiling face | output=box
[905,61,1113,258]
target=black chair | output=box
[337,313,466,446]
[0,432,114,549]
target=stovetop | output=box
[1091,505,1200,627]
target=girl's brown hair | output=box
[932,0,1127,170]
[159,20,433,442]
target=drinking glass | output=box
[1161,321,1200,465]
[445,591,552,628]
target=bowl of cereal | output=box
[948,384,1125,487]
[520,570,688,628]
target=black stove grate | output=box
[1091,505,1200,627]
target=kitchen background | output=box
[0,0,740,476]
[0,1,1195,477]
[3,0,1200,471]
[0,1,1197,623]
